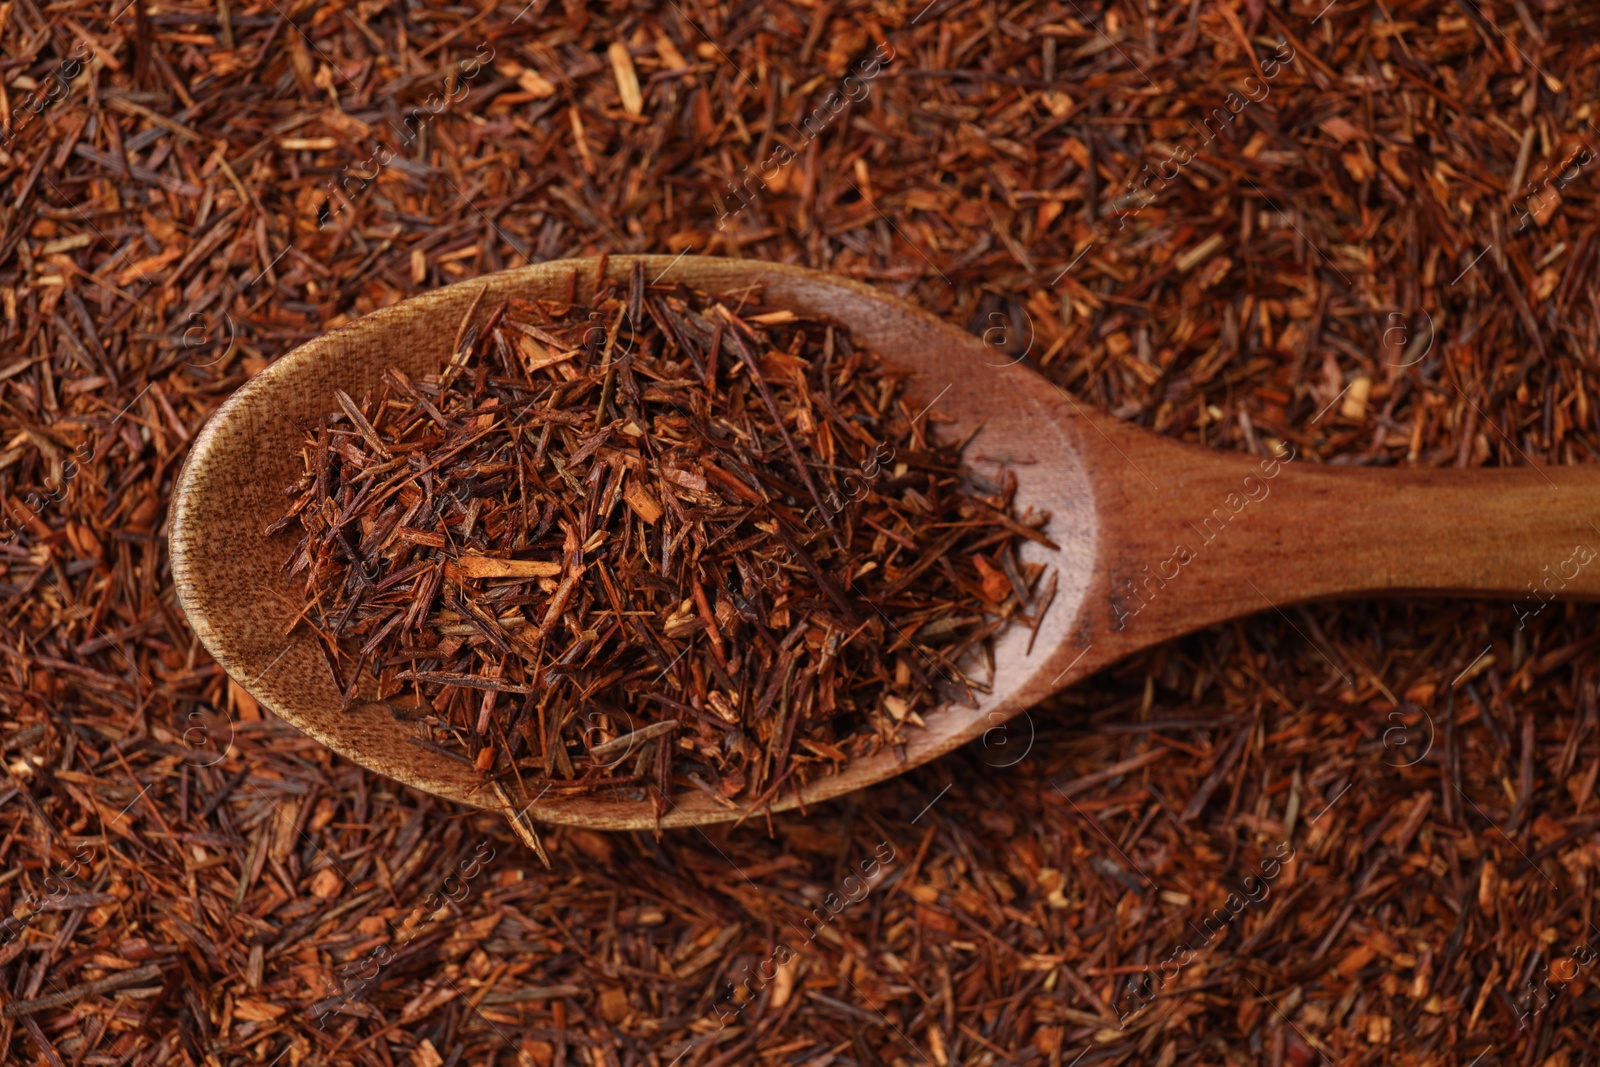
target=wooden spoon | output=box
[171,255,1598,831]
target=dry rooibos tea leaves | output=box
[276,262,1053,817]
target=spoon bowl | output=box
[171,255,1600,830]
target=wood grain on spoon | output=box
[170,255,1600,830]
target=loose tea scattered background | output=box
[3,1,1599,1064]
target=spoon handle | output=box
[1087,446,1600,656]
[1247,464,1599,604]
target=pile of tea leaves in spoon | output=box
[273,262,1056,818]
